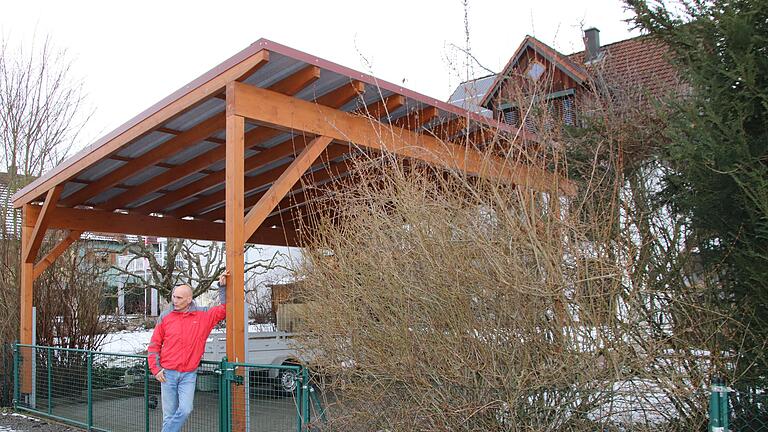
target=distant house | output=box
[450,28,685,128]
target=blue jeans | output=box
[160,370,197,432]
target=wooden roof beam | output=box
[230,81,577,196]
[24,204,296,246]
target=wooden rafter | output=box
[244,135,333,238]
[112,80,365,214]
[230,81,577,196]
[393,106,439,130]
[61,113,226,206]
[136,135,317,215]
[23,185,63,264]
[359,94,405,120]
[427,116,469,140]
[175,143,351,219]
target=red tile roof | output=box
[567,35,684,99]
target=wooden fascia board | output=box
[22,185,63,264]
[12,49,270,209]
[230,81,577,196]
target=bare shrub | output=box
[291,71,734,430]
[33,233,110,350]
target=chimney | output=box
[584,27,601,62]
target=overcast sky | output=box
[1,0,640,151]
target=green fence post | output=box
[710,378,726,432]
[144,361,150,432]
[301,367,310,431]
[87,351,93,431]
[12,343,19,409]
[718,379,729,431]
[47,347,52,414]
[218,357,230,432]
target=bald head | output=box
[172,284,193,312]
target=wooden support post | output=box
[20,205,35,393]
[243,135,333,239]
[225,82,247,431]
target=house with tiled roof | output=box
[450,28,686,129]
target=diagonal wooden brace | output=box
[33,230,83,278]
[22,185,63,264]
[243,135,333,239]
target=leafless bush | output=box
[291,70,735,430]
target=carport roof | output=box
[12,38,572,247]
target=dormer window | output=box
[526,62,545,81]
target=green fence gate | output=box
[12,344,325,431]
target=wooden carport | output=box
[11,39,574,394]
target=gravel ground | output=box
[0,410,81,431]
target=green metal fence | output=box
[12,344,324,431]
[709,378,768,432]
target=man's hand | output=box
[219,271,229,286]
[155,370,166,383]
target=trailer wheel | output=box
[276,361,299,396]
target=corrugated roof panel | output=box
[89,187,129,205]
[161,196,198,213]
[61,182,86,200]
[116,131,174,159]
[248,156,292,177]
[75,159,126,182]
[164,140,220,166]
[241,53,307,89]
[123,165,168,187]
[259,131,299,149]
[202,183,225,197]
[127,192,164,209]
[164,172,209,192]
[164,99,224,131]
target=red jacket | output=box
[147,289,226,375]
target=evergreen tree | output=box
[627,0,768,395]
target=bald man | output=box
[147,274,227,432]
